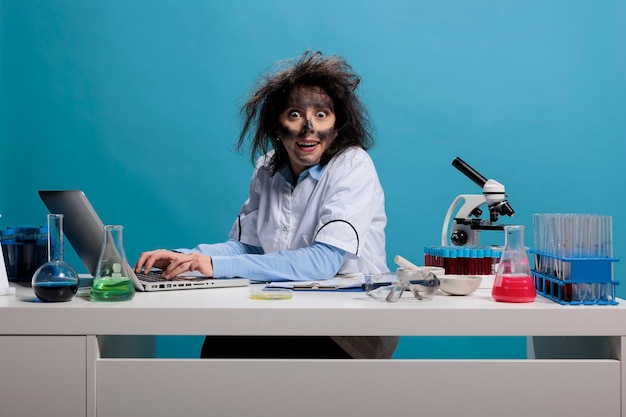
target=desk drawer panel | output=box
[95,358,620,417]
[0,336,87,417]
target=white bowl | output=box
[438,275,482,296]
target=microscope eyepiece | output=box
[452,157,488,188]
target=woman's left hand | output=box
[161,252,214,279]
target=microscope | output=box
[441,157,515,246]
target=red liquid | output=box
[492,275,536,303]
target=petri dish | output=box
[249,288,293,300]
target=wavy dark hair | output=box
[237,50,374,174]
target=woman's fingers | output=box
[162,253,213,279]
[134,249,175,273]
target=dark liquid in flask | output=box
[33,281,78,302]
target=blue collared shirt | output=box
[186,238,345,282]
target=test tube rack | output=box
[424,246,502,276]
[530,250,620,305]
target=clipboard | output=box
[264,274,365,291]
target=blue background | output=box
[1,0,624,359]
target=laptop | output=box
[38,190,250,292]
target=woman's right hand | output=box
[134,249,181,275]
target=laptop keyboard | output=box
[136,270,193,282]
[136,271,167,282]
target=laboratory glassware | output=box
[492,225,536,302]
[90,225,135,301]
[31,214,79,302]
[1,225,48,282]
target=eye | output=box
[316,110,328,118]
[288,110,302,119]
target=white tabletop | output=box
[2,282,626,337]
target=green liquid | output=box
[90,277,135,301]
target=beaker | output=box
[492,225,536,303]
[90,225,135,302]
[31,214,79,302]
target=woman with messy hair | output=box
[135,51,398,359]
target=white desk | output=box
[1,283,624,417]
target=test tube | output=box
[448,247,458,274]
[469,248,477,275]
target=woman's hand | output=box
[134,249,214,279]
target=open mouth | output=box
[297,141,320,149]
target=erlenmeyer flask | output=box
[90,225,135,302]
[492,225,536,303]
[31,214,79,302]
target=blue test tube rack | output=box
[530,250,620,305]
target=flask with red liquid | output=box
[492,225,536,303]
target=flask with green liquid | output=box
[90,225,135,301]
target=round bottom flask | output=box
[32,214,79,302]
[32,261,79,302]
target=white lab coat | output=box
[232,146,389,275]
[231,146,399,359]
